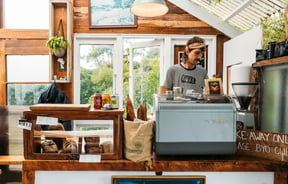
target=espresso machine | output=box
[153,94,237,155]
[232,82,258,130]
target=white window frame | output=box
[73,35,121,105]
[74,34,217,107]
[128,39,164,103]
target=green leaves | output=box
[261,12,286,49]
[46,36,68,53]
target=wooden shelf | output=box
[23,109,124,160]
[34,130,112,138]
[49,0,72,83]
[252,56,288,68]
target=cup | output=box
[173,87,183,95]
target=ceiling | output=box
[169,0,287,38]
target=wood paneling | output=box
[0,0,3,28]
[5,40,48,55]
[73,1,223,35]
[0,29,48,39]
[0,40,6,105]
[216,35,230,78]
[0,0,227,105]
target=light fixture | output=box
[131,0,168,17]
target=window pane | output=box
[132,46,160,115]
[80,45,113,104]
[7,84,50,105]
[7,55,50,82]
[4,0,49,29]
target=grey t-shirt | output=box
[164,64,208,93]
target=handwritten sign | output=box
[237,129,288,162]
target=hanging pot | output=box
[54,48,66,57]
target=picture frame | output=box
[178,51,184,63]
[204,78,223,95]
[111,175,206,184]
[89,0,137,28]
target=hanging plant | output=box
[46,19,68,57]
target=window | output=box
[127,39,162,115]
[4,0,49,29]
[7,55,50,82]
[6,55,50,105]
[74,34,217,117]
[79,44,114,104]
[74,37,119,105]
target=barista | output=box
[164,36,208,94]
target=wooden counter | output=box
[22,155,288,184]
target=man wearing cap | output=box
[164,36,208,94]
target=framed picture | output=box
[111,175,206,184]
[89,0,137,28]
[204,78,223,95]
[178,51,184,63]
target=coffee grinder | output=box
[232,82,258,130]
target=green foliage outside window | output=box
[80,46,113,104]
[7,84,50,105]
[132,48,160,115]
[260,11,286,49]
[80,45,160,116]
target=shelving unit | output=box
[49,0,72,83]
[252,56,288,68]
[23,107,124,160]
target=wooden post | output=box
[285,4,288,40]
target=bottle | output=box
[94,94,102,109]
[111,95,119,109]
[101,94,111,107]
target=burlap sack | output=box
[124,120,154,162]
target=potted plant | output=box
[46,19,68,57]
[46,35,68,57]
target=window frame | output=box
[73,34,217,108]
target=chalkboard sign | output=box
[237,129,288,162]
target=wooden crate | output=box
[23,106,123,160]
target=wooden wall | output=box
[73,1,224,35]
[0,0,229,105]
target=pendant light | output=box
[131,0,168,17]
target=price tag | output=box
[79,154,101,163]
[18,120,32,130]
[36,116,58,125]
